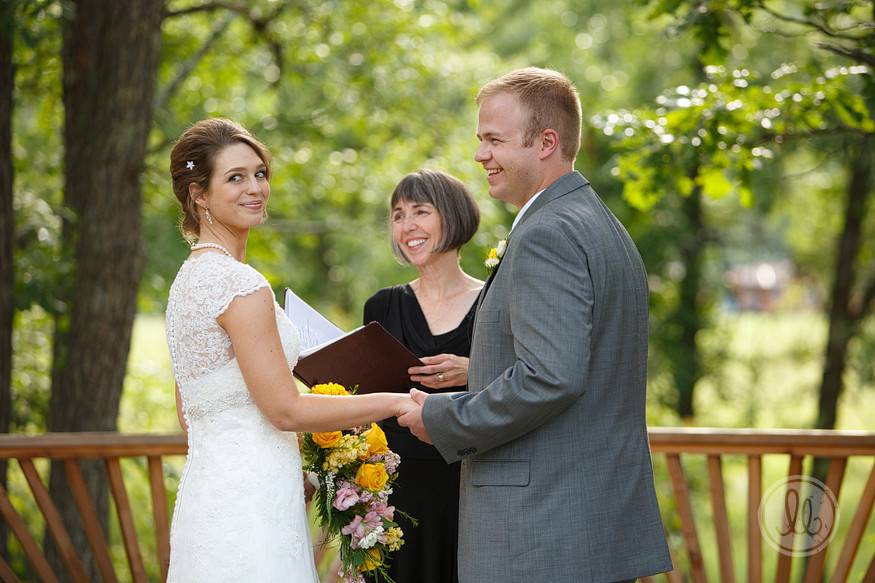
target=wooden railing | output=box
[0,434,186,583]
[646,428,875,583]
[0,429,873,583]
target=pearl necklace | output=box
[190,242,234,258]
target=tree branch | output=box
[753,126,875,146]
[165,1,294,86]
[759,2,870,41]
[153,12,236,112]
[816,41,875,67]
[163,2,249,19]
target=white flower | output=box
[359,525,385,549]
[186,160,195,170]
[484,238,508,273]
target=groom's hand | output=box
[397,389,432,444]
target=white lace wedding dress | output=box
[165,252,319,582]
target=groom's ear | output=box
[538,128,560,160]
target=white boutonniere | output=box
[484,238,507,274]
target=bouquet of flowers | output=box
[301,382,409,583]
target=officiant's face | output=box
[475,92,542,208]
[198,142,270,232]
[391,199,444,267]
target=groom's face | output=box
[474,92,541,208]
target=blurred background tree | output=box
[3,0,874,577]
[0,0,14,564]
[630,0,875,428]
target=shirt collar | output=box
[510,189,545,233]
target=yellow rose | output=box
[360,548,383,572]
[355,462,389,491]
[310,382,349,396]
[312,431,343,448]
[362,423,389,456]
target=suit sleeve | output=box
[422,220,594,462]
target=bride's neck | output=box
[196,229,248,261]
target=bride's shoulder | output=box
[179,253,268,292]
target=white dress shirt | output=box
[510,189,545,233]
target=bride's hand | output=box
[303,472,316,503]
[394,393,419,418]
[396,389,432,444]
[409,354,469,389]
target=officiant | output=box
[362,169,482,583]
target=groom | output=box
[398,67,672,582]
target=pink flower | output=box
[334,486,360,511]
[369,501,395,521]
[341,513,382,549]
[363,511,382,530]
[341,515,366,544]
[381,451,401,474]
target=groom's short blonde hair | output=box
[477,67,582,162]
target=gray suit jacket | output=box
[422,171,672,582]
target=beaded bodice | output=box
[166,253,272,386]
[165,252,302,420]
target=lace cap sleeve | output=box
[195,254,271,319]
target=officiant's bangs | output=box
[390,169,480,263]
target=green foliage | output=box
[141,0,508,320]
[6,0,872,435]
[10,307,52,432]
[596,64,872,211]
[11,1,66,317]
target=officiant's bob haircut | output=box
[389,169,480,264]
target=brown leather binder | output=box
[293,322,424,394]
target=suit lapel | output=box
[472,172,589,330]
[472,248,505,332]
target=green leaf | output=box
[696,167,733,199]
[738,185,754,208]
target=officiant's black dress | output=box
[363,284,474,583]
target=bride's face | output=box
[196,142,270,232]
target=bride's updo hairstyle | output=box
[170,118,271,241]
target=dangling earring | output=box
[205,208,214,225]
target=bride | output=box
[164,118,415,582]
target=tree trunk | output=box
[815,135,873,430]
[46,1,164,578]
[672,184,705,419]
[0,0,16,562]
[669,56,708,421]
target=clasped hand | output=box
[396,388,432,444]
